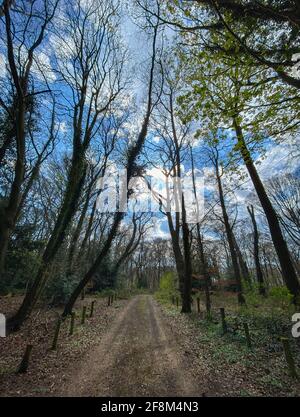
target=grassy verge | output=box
[156,291,300,396]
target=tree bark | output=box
[181,199,192,313]
[190,146,211,310]
[7,153,87,330]
[232,233,252,287]
[247,205,266,296]
[66,181,93,276]
[169,92,192,313]
[166,211,185,298]
[214,153,245,304]
[0,99,25,279]
[233,119,300,302]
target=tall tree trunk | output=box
[233,119,300,302]
[190,146,211,310]
[232,233,252,287]
[196,223,212,313]
[247,205,266,296]
[215,156,245,305]
[7,153,87,330]
[66,182,93,276]
[0,98,25,279]
[181,197,192,313]
[170,93,192,313]
[166,211,185,299]
[77,194,99,259]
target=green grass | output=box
[158,292,300,396]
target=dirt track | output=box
[64,295,205,397]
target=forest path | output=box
[64,295,206,397]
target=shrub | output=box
[44,273,78,306]
[155,271,179,303]
[269,286,293,310]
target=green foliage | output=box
[269,287,293,310]
[243,283,267,306]
[1,224,43,294]
[175,25,300,176]
[6,249,41,290]
[92,252,115,291]
[159,271,176,292]
[155,271,179,303]
[44,273,78,305]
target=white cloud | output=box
[146,217,170,240]
[32,52,56,83]
[218,136,300,220]
[152,136,160,143]
[255,137,299,178]
[56,121,68,134]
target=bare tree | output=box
[7,0,126,330]
[62,7,161,317]
[267,173,300,247]
[143,57,194,312]
[0,0,59,278]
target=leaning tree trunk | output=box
[7,153,87,331]
[77,198,97,260]
[234,119,300,302]
[66,182,93,277]
[63,121,150,316]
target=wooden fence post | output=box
[281,337,298,378]
[243,322,252,349]
[81,306,87,325]
[69,312,76,336]
[205,282,211,318]
[197,297,200,314]
[107,296,111,306]
[220,308,227,334]
[51,318,62,350]
[16,344,33,374]
[90,301,95,318]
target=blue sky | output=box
[0,0,299,242]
